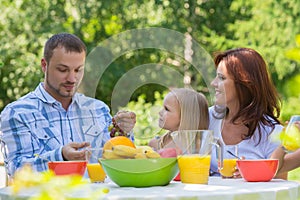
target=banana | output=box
[145,150,161,158]
[136,146,154,154]
[112,145,137,158]
[103,149,124,159]
[134,152,147,159]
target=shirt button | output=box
[44,135,48,138]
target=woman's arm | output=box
[280,148,300,173]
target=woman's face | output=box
[158,93,181,131]
[210,60,238,108]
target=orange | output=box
[103,136,135,151]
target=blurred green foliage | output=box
[288,167,300,183]
[281,34,300,122]
[121,91,166,146]
[0,0,300,129]
[1,0,300,182]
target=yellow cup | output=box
[219,158,237,178]
[218,145,238,178]
[86,163,106,183]
[86,148,106,183]
[177,155,211,184]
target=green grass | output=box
[288,167,300,182]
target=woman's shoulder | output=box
[208,106,222,126]
[259,116,284,136]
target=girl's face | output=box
[159,93,181,131]
[210,60,238,108]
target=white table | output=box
[0,177,299,200]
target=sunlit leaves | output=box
[227,0,300,81]
[104,15,122,35]
[285,34,300,63]
[121,91,165,145]
[282,74,300,97]
[0,0,300,126]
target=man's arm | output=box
[1,107,63,177]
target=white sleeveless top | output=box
[208,106,283,175]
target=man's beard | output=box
[46,77,77,98]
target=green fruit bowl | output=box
[99,157,178,187]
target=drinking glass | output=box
[218,145,239,178]
[85,148,106,183]
[282,115,300,152]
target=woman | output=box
[209,48,286,179]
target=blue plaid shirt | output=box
[0,83,133,177]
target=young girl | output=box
[148,88,209,150]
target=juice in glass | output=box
[177,155,211,184]
[86,163,106,183]
[219,158,237,178]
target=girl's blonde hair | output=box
[154,88,209,149]
[170,88,209,130]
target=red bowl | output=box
[236,159,279,182]
[173,172,181,181]
[48,161,87,176]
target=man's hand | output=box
[62,142,90,161]
[114,111,136,133]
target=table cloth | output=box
[0,177,299,200]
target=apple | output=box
[158,148,178,158]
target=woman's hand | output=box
[233,156,245,178]
[233,168,242,178]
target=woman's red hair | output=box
[214,48,281,141]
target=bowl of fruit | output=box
[99,136,179,187]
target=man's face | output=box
[41,47,85,102]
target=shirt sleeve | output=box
[1,107,63,177]
[264,124,284,158]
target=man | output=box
[0,33,136,177]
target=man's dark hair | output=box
[44,33,87,63]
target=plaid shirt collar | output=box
[34,82,81,109]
